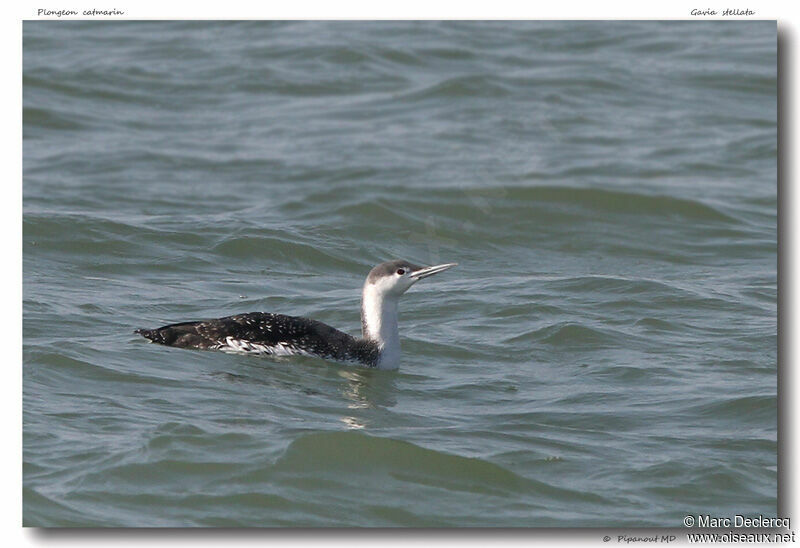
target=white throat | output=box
[361,283,401,370]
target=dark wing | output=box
[136,312,380,365]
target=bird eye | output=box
[396,268,406,275]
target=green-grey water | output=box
[23,21,776,527]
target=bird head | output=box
[364,259,458,298]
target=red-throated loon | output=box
[135,260,457,370]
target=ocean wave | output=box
[30,351,185,387]
[399,74,511,102]
[211,233,355,269]
[272,431,611,504]
[685,394,776,422]
[498,186,739,223]
[505,321,630,348]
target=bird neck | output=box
[361,284,401,369]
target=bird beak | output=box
[409,263,458,280]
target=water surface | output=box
[23,21,777,527]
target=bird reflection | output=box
[338,368,398,408]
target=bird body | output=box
[135,312,381,365]
[136,260,456,370]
